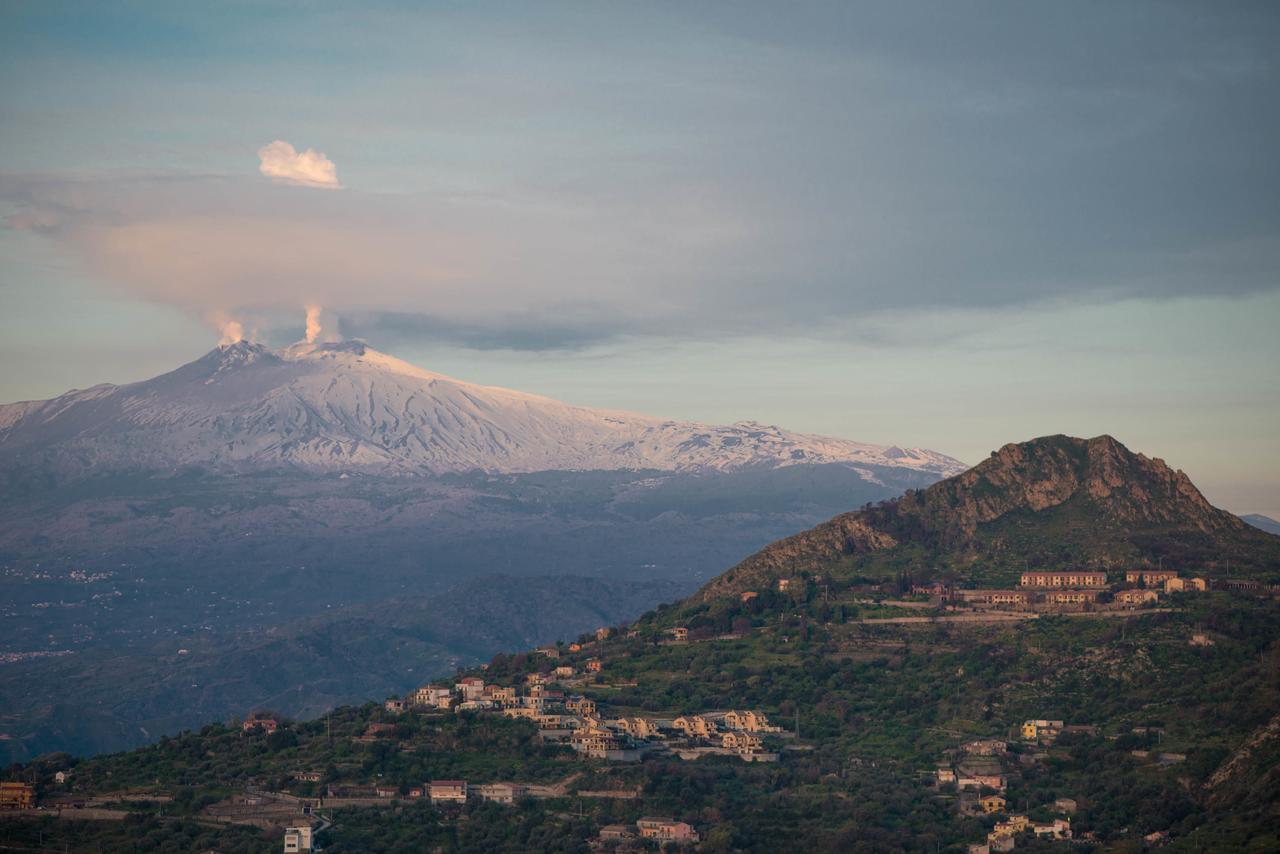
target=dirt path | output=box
[527,771,583,799]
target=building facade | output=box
[1020,571,1107,588]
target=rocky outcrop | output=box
[699,434,1266,600]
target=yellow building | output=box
[721,731,763,752]
[994,815,1030,836]
[673,715,718,739]
[571,726,622,757]
[1022,719,1064,740]
[980,795,1007,814]
[1117,588,1159,606]
[1020,571,1107,588]
[1125,569,1177,586]
[0,782,34,810]
[722,710,782,733]
[503,706,537,720]
[615,717,660,739]
[566,696,596,715]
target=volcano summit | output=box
[0,340,963,481]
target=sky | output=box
[1,1,1278,516]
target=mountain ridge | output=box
[1242,513,1280,536]
[0,340,965,480]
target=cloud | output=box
[338,310,634,352]
[4,164,1278,352]
[257,140,340,188]
[1,3,1278,352]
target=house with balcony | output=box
[429,780,468,805]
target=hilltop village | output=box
[230,568,1259,850]
[383,645,785,766]
[2,562,1277,852]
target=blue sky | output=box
[1,1,1278,515]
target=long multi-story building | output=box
[1020,571,1107,588]
[1125,569,1178,586]
[958,589,1030,606]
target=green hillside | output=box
[5,436,1279,852]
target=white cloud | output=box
[257,140,340,188]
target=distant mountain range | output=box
[1242,513,1280,536]
[0,339,964,480]
[703,434,1280,599]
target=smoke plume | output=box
[219,320,245,345]
[305,305,323,343]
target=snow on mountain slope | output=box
[0,340,966,478]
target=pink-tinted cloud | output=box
[257,140,340,188]
[3,172,712,346]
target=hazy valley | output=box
[0,344,954,761]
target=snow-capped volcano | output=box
[0,340,965,478]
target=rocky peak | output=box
[699,434,1260,601]
[928,434,1231,537]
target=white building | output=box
[283,824,313,853]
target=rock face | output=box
[0,340,965,480]
[901,434,1234,542]
[700,434,1278,599]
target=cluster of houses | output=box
[933,725,1090,852]
[974,815,1074,852]
[914,568,1213,612]
[384,674,783,763]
